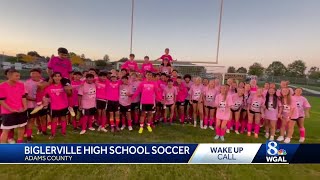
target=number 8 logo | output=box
[267,141,278,156]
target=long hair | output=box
[265,91,278,109]
[281,88,292,105]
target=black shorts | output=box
[81,108,96,116]
[290,118,299,122]
[141,104,154,112]
[205,106,216,110]
[96,100,107,110]
[51,108,69,118]
[120,105,131,113]
[231,108,241,113]
[107,101,120,112]
[241,109,247,113]
[249,110,261,114]
[176,101,185,107]
[38,108,49,117]
[61,78,71,87]
[1,111,28,130]
[192,100,198,104]
[131,102,140,111]
[184,100,190,106]
[156,102,163,108]
[166,104,174,108]
[27,108,39,119]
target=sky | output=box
[0,0,319,69]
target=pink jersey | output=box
[78,83,96,109]
[281,96,299,119]
[215,94,233,121]
[163,86,177,105]
[263,89,268,97]
[230,93,244,111]
[141,62,155,74]
[0,81,26,114]
[190,84,203,101]
[119,84,132,106]
[47,56,72,78]
[228,88,236,95]
[247,95,265,113]
[131,80,141,103]
[45,84,68,110]
[95,80,107,100]
[250,86,257,94]
[183,81,193,100]
[160,66,172,75]
[71,80,83,107]
[121,60,139,72]
[176,83,188,102]
[264,96,282,121]
[132,80,160,105]
[106,80,121,101]
[294,96,311,118]
[160,54,173,63]
[25,79,43,108]
[203,87,218,107]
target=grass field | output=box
[0,96,319,179]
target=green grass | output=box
[0,96,320,179]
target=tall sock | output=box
[51,121,57,136]
[81,116,88,130]
[115,118,120,127]
[61,120,67,135]
[209,119,213,126]
[247,123,253,133]
[254,124,260,134]
[26,129,32,138]
[180,115,185,124]
[122,116,126,126]
[299,128,305,138]
[110,118,115,127]
[204,118,208,126]
[241,119,247,133]
[128,119,132,127]
[227,121,232,129]
[17,139,24,143]
[220,129,226,136]
[134,114,139,124]
[235,121,240,131]
[88,116,93,128]
[101,116,106,128]
[215,127,221,136]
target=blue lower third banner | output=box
[0,142,319,164]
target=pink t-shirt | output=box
[163,86,177,105]
[281,96,299,119]
[190,84,203,101]
[294,96,311,118]
[230,93,244,111]
[228,88,236,95]
[264,96,281,121]
[215,94,233,121]
[0,81,26,114]
[160,66,172,75]
[119,84,132,106]
[121,60,139,72]
[263,89,268,97]
[95,80,107,100]
[45,84,68,110]
[141,62,155,74]
[131,80,141,103]
[176,83,188,102]
[47,56,72,78]
[132,80,160,105]
[106,80,121,101]
[25,79,43,108]
[160,54,173,63]
[183,81,193,100]
[78,83,96,109]
[203,88,218,107]
[71,80,83,107]
[247,95,265,113]
[250,86,258,94]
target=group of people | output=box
[0,47,311,144]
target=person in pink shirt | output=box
[183,74,193,123]
[24,68,43,142]
[119,76,133,131]
[238,81,245,89]
[202,78,209,88]
[130,73,141,124]
[293,88,311,143]
[214,85,233,142]
[47,48,75,117]
[203,80,218,130]
[247,88,265,138]
[44,72,69,139]
[230,87,245,134]
[78,74,97,135]
[141,56,156,74]
[95,72,108,133]
[240,83,251,133]
[70,72,83,131]
[106,74,121,132]
[159,58,172,75]
[155,73,167,123]
[264,87,282,141]
[0,69,28,144]
[162,79,177,124]
[175,76,188,124]
[156,48,174,64]
[132,71,161,134]
[226,78,236,95]
[276,80,294,97]
[121,54,139,72]
[190,77,204,128]
[250,78,258,94]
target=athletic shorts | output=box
[249,110,261,114]
[51,108,69,118]
[27,108,39,119]
[205,106,216,110]
[96,100,107,110]
[156,102,163,108]
[290,118,299,122]
[120,105,131,113]
[241,109,247,113]
[107,101,120,112]
[176,101,185,107]
[81,108,96,116]
[166,104,174,108]
[184,100,190,106]
[192,100,198,104]
[131,102,140,111]
[1,111,28,130]
[61,78,71,87]
[231,108,241,113]
[38,108,49,117]
[141,104,154,112]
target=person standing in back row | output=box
[155,48,176,64]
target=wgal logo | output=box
[266,141,288,163]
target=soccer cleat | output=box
[68,107,76,117]
[220,136,225,142]
[120,125,126,131]
[100,127,108,133]
[88,127,95,131]
[214,135,220,140]
[80,130,86,135]
[265,133,270,139]
[277,136,285,142]
[193,121,197,127]
[37,130,42,135]
[235,130,240,135]
[299,137,305,143]
[8,139,16,144]
[30,105,44,115]
[49,135,55,140]
[254,133,258,138]
[284,137,291,144]
[147,126,152,132]
[128,126,133,131]
[203,125,208,129]
[138,127,143,134]
[269,136,274,141]
[226,129,230,134]
[97,126,102,132]
[247,132,251,137]
[209,126,214,130]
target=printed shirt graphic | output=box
[160,66,171,75]
[45,84,68,110]
[47,56,72,78]
[78,83,96,109]
[265,98,282,121]
[215,94,233,121]
[203,88,217,107]
[248,96,265,112]
[282,96,299,119]
[230,93,243,111]
[0,81,26,114]
[119,84,132,106]
[163,86,177,105]
[25,79,43,108]
[294,96,311,117]
[190,84,203,101]
[121,60,139,71]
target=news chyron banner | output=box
[0,142,319,164]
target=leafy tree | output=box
[236,67,247,73]
[119,57,128,62]
[265,61,287,76]
[95,60,107,67]
[27,51,41,57]
[308,66,320,79]
[248,62,264,77]
[227,66,236,73]
[286,60,306,78]
[103,54,110,63]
